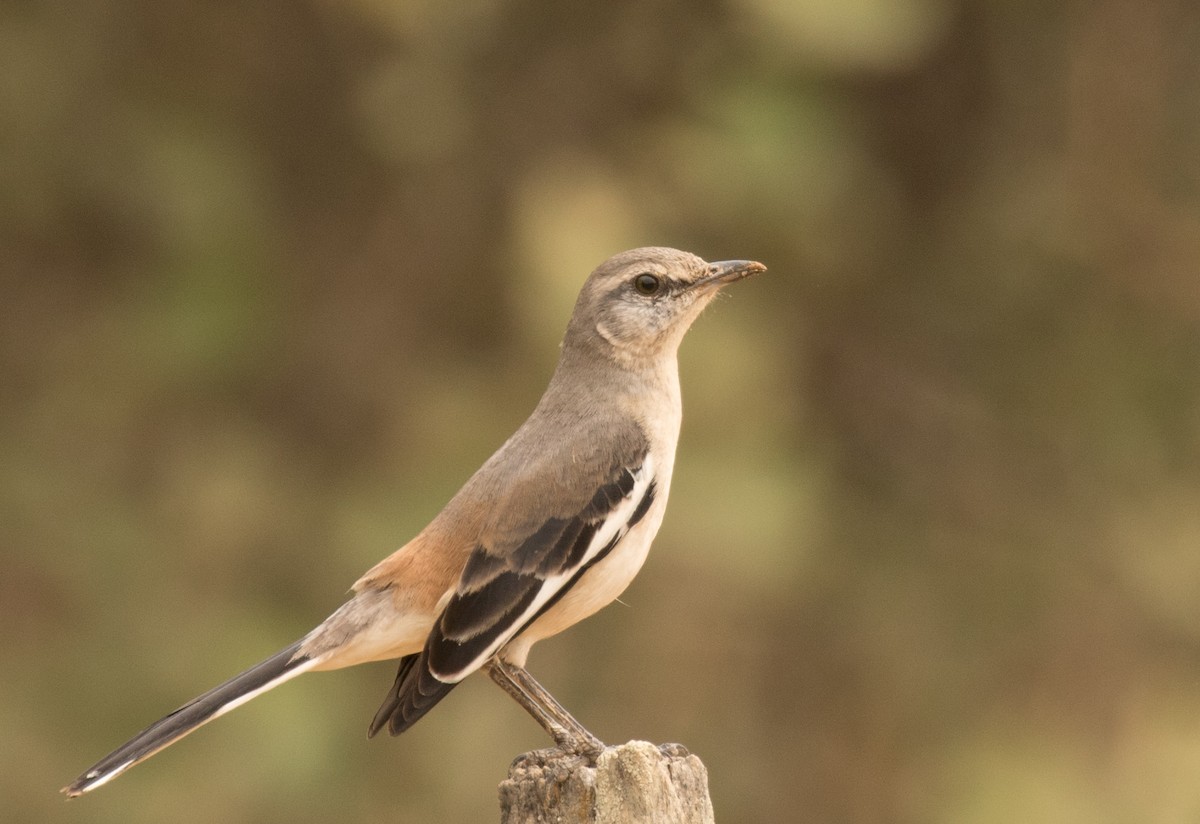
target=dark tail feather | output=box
[63,641,313,797]
[367,651,458,738]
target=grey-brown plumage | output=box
[370,461,658,737]
[63,247,764,798]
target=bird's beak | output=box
[696,259,767,291]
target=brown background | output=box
[4,1,1200,821]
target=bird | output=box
[62,246,765,797]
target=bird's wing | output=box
[368,428,657,736]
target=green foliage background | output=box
[4,1,1200,821]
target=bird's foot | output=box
[551,727,605,765]
[658,742,691,758]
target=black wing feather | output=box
[435,571,542,662]
[370,469,654,738]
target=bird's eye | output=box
[633,273,661,296]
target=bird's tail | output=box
[62,641,316,797]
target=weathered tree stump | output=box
[498,741,714,824]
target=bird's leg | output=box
[483,658,605,761]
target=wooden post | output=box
[498,741,714,824]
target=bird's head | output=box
[563,247,765,365]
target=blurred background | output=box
[3,0,1200,821]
